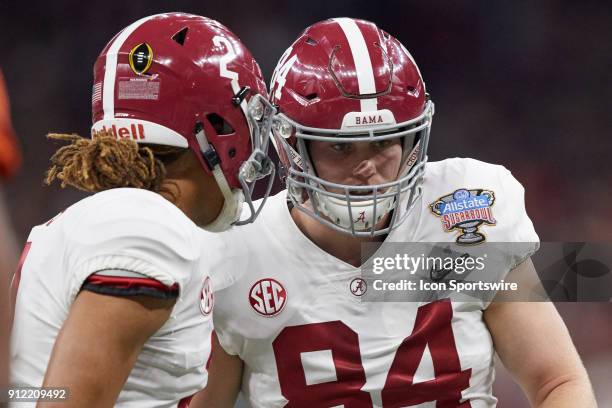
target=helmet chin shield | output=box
[203,188,245,232]
[274,100,434,236]
[317,192,395,232]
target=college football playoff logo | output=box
[128,43,153,75]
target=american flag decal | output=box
[92,82,102,104]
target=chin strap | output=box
[202,164,244,232]
[194,124,244,232]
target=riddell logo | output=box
[92,124,145,140]
[355,115,384,125]
[249,278,287,317]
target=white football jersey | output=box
[211,158,539,408]
[10,188,214,408]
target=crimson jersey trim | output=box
[82,274,179,299]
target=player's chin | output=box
[374,211,393,230]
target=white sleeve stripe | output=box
[333,18,378,112]
[93,269,149,278]
[102,15,155,120]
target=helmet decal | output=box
[128,43,153,75]
[333,17,378,111]
[101,15,155,120]
[271,46,298,101]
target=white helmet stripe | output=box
[212,35,253,139]
[102,15,155,120]
[333,18,378,112]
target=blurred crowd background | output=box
[1,0,610,406]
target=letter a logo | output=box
[355,211,367,223]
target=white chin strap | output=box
[316,193,395,231]
[202,165,244,232]
[194,125,244,233]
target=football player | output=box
[9,13,274,407]
[194,18,596,407]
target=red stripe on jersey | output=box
[177,395,193,408]
[10,241,31,329]
[85,274,178,292]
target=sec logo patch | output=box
[199,276,214,316]
[249,278,287,317]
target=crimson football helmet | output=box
[270,18,434,236]
[91,13,275,231]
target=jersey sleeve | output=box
[81,270,180,299]
[477,165,540,308]
[496,166,540,267]
[62,189,200,303]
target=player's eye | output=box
[372,139,393,149]
[330,143,352,153]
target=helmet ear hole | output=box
[206,113,234,135]
[172,27,189,45]
[305,37,318,46]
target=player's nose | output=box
[352,159,377,182]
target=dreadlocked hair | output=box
[45,130,187,193]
